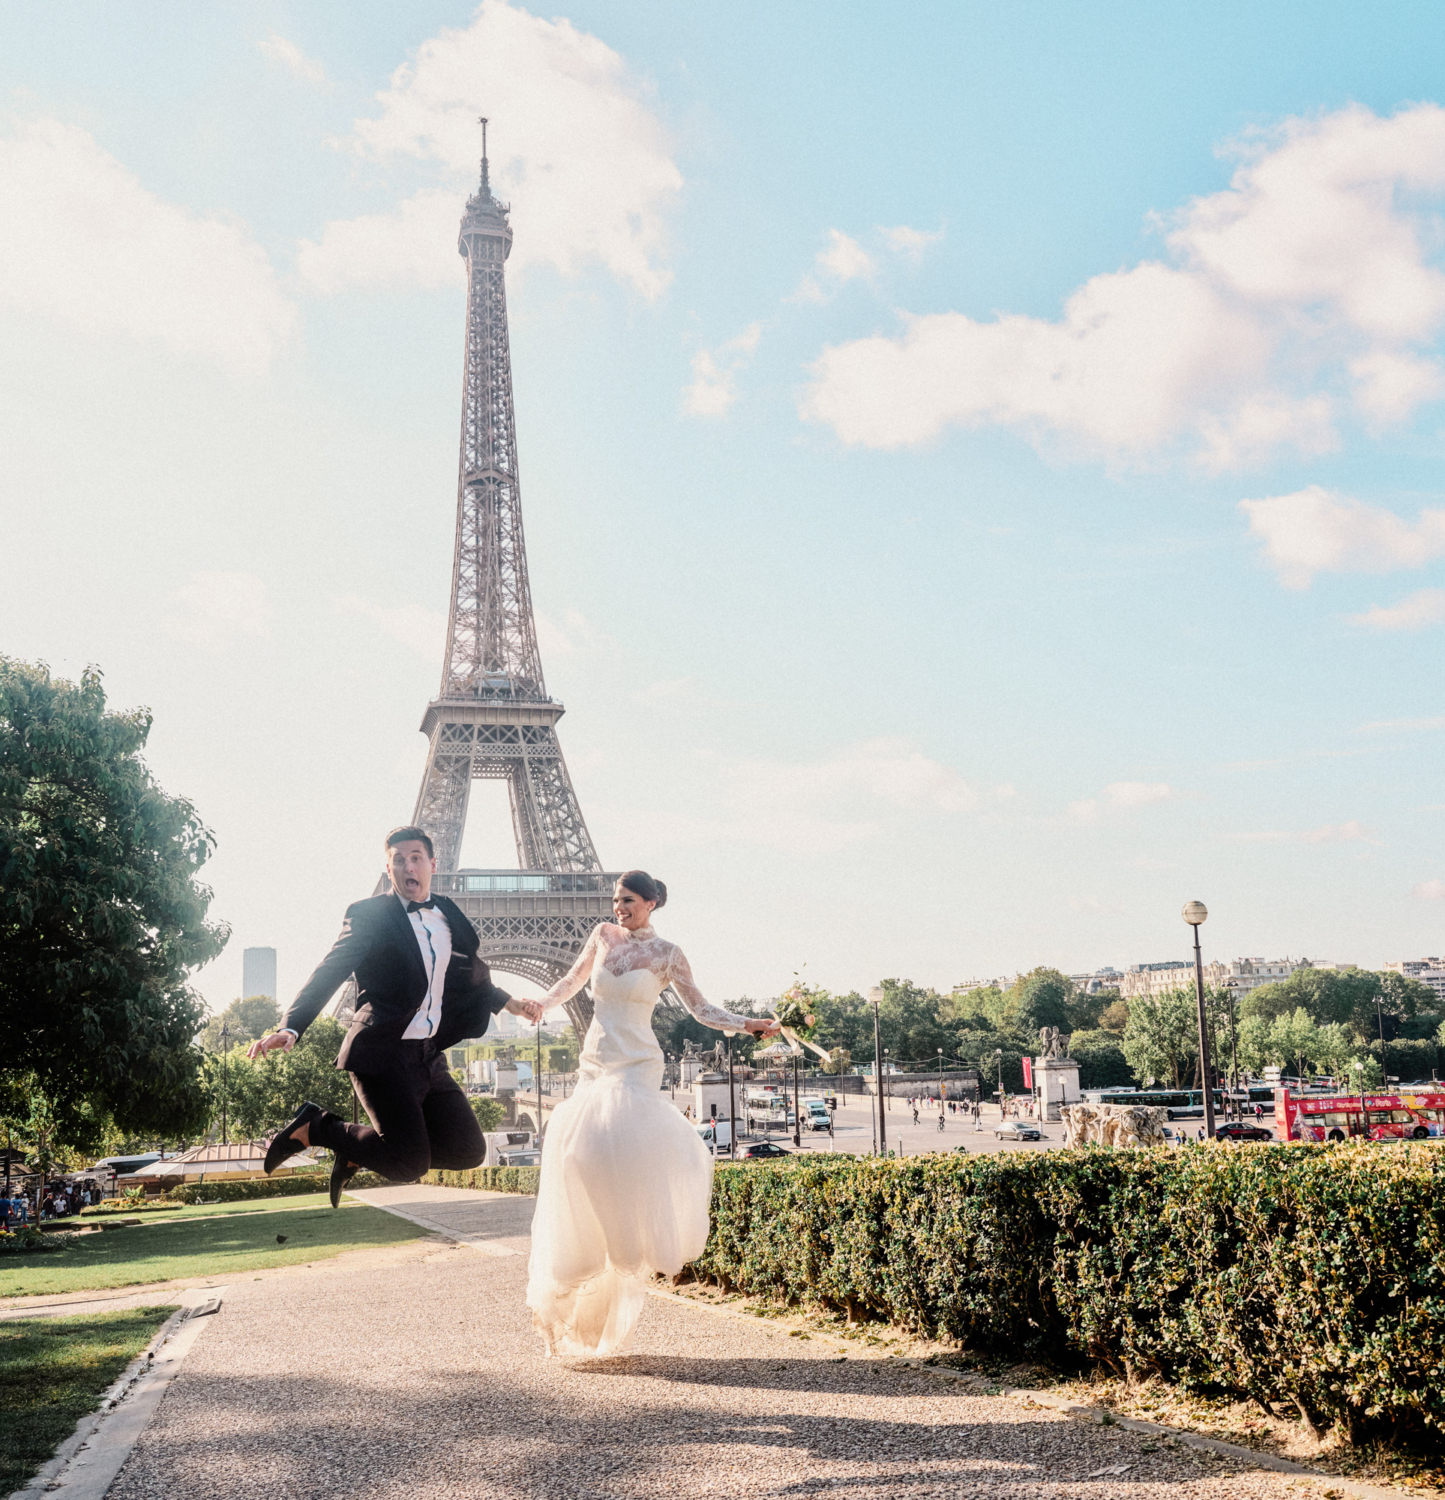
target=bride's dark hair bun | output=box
[619,869,667,908]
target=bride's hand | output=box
[744,1018,781,1038]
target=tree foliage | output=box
[212,1018,354,1139]
[1121,987,1198,1088]
[0,661,227,1141]
[200,995,280,1053]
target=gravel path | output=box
[105,1188,1313,1500]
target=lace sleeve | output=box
[666,945,752,1034]
[540,926,601,1011]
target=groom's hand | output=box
[506,998,545,1024]
[247,1031,296,1060]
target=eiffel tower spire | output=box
[405,121,615,1013]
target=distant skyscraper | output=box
[242,947,277,1001]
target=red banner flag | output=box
[1022,1056,1033,1091]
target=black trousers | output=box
[310,1040,485,1182]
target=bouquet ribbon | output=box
[778,1025,834,1064]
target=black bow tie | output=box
[406,898,437,913]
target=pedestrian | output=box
[1197,1126,1205,1142]
[937,1112,945,1132]
[912,1107,919,1125]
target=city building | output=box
[1118,961,1194,999]
[1384,959,1445,1004]
[241,947,276,1001]
[1070,967,1124,995]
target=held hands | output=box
[506,997,546,1025]
[744,1017,782,1038]
[246,1031,296,1061]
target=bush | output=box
[165,1172,325,1204]
[0,1225,73,1254]
[81,1200,182,1215]
[425,1166,540,1195]
[693,1143,1445,1442]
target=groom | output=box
[249,825,543,1206]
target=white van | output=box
[803,1100,831,1131]
[695,1120,735,1150]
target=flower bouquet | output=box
[772,982,833,1063]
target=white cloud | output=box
[0,118,296,374]
[817,229,873,282]
[1348,588,1445,631]
[1069,781,1175,822]
[535,607,614,658]
[661,738,977,854]
[168,572,272,644]
[1239,820,1380,845]
[683,322,762,418]
[297,0,681,298]
[802,104,1445,468]
[1357,714,1445,732]
[881,224,944,260]
[1239,486,1445,588]
[258,30,328,85]
[1415,878,1445,900]
[335,595,445,657]
[793,229,874,303]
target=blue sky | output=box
[4,1,1445,1011]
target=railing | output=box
[433,869,617,895]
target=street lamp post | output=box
[866,987,887,1156]
[995,1048,1004,1119]
[1223,978,1241,1120]
[937,1047,945,1122]
[727,1034,737,1159]
[219,1021,230,1146]
[792,1051,802,1148]
[1183,900,1218,1140]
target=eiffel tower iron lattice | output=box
[385,124,661,1038]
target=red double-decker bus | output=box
[1274,1087,1445,1143]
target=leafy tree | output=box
[471,1096,505,1133]
[1097,998,1129,1033]
[1346,1054,1384,1091]
[215,1018,353,1139]
[1121,988,1197,1088]
[1238,982,1296,1024]
[810,989,880,1063]
[1235,1013,1274,1077]
[1007,968,1076,1039]
[821,1047,851,1075]
[875,978,953,1062]
[0,660,227,1141]
[1066,1028,1135,1089]
[1312,1022,1355,1080]
[200,995,280,1053]
[1269,1008,1319,1079]
[1400,1010,1444,1041]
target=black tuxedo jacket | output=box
[281,892,512,1073]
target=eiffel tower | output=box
[401,122,618,1036]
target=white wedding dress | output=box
[525,922,750,1357]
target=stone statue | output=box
[1059,1102,1168,1149]
[1039,1026,1063,1059]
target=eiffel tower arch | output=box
[395,125,651,1039]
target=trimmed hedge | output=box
[165,1173,326,1204]
[425,1166,541,1196]
[694,1144,1445,1442]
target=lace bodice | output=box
[540,924,750,1033]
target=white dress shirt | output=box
[400,894,452,1040]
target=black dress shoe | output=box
[264,1101,325,1175]
[329,1155,359,1209]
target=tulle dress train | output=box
[525,924,749,1357]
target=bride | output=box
[525,869,779,1357]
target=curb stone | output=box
[648,1287,1406,1500]
[6,1287,227,1500]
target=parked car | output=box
[1214,1121,1273,1143]
[738,1142,793,1161]
[994,1121,1043,1141]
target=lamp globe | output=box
[1182,900,1208,926]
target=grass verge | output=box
[0,1205,421,1299]
[0,1305,176,1493]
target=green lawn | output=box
[0,1305,177,1493]
[0,1205,422,1298]
[83,1192,336,1224]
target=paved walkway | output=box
[98,1187,1311,1500]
